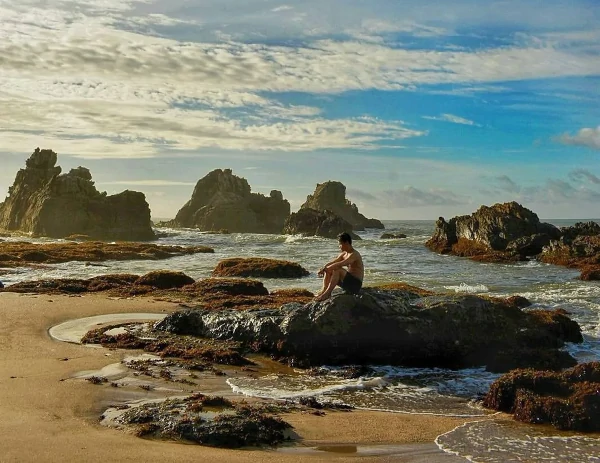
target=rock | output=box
[0,149,155,241]
[188,278,269,296]
[0,241,213,267]
[380,232,407,239]
[212,258,309,279]
[135,271,195,289]
[282,208,361,240]
[483,362,600,431]
[0,281,3,289]
[426,202,561,260]
[165,169,290,233]
[156,288,581,371]
[580,265,600,281]
[300,181,384,231]
[560,221,600,242]
[113,395,291,448]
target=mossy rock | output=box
[212,258,309,279]
[188,278,269,296]
[483,362,600,431]
[135,271,195,289]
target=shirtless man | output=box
[315,232,364,301]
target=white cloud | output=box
[423,114,480,126]
[271,5,293,12]
[558,127,600,150]
[0,1,598,159]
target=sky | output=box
[0,0,599,220]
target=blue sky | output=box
[0,0,599,220]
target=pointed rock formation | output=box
[301,181,384,230]
[0,148,155,241]
[166,169,290,234]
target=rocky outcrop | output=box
[380,232,407,239]
[0,149,156,240]
[483,362,600,431]
[426,202,561,261]
[0,241,213,268]
[282,208,360,240]
[212,258,309,279]
[301,181,383,231]
[155,288,581,371]
[165,169,289,234]
[426,203,600,278]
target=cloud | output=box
[271,5,293,12]
[492,175,521,193]
[347,186,466,208]
[488,174,600,204]
[569,169,600,185]
[423,114,480,127]
[347,188,378,202]
[1,1,598,159]
[558,127,600,150]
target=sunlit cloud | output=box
[423,113,481,126]
[558,127,600,150]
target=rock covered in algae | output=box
[212,257,309,278]
[110,394,292,448]
[483,362,600,431]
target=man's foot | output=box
[313,293,331,302]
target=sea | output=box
[3,219,600,461]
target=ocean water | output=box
[4,219,600,461]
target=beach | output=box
[0,292,472,463]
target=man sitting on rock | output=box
[315,232,364,301]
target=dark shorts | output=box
[338,272,363,295]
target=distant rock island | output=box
[301,181,384,230]
[426,201,600,280]
[282,181,382,239]
[165,169,290,234]
[0,149,155,241]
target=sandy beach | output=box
[0,292,472,463]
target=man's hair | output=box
[338,232,352,245]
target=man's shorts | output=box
[338,272,363,295]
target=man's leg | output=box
[315,268,346,301]
[315,267,335,297]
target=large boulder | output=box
[483,362,600,431]
[282,208,361,240]
[426,202,561,258]
[155,288,581,371]
[0,149,155,241]
[301,181,383,231]
[165,169,289,233]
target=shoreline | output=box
[0,292,473,462]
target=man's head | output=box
[338,232,352,250]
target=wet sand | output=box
[0,292,471,462]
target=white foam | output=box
[443,283,489,294]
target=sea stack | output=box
[300,181,384,230]
[0,148,155,241]
[166,169,290,233]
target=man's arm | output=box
[318,253,344,275]
[326,252,357,270]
